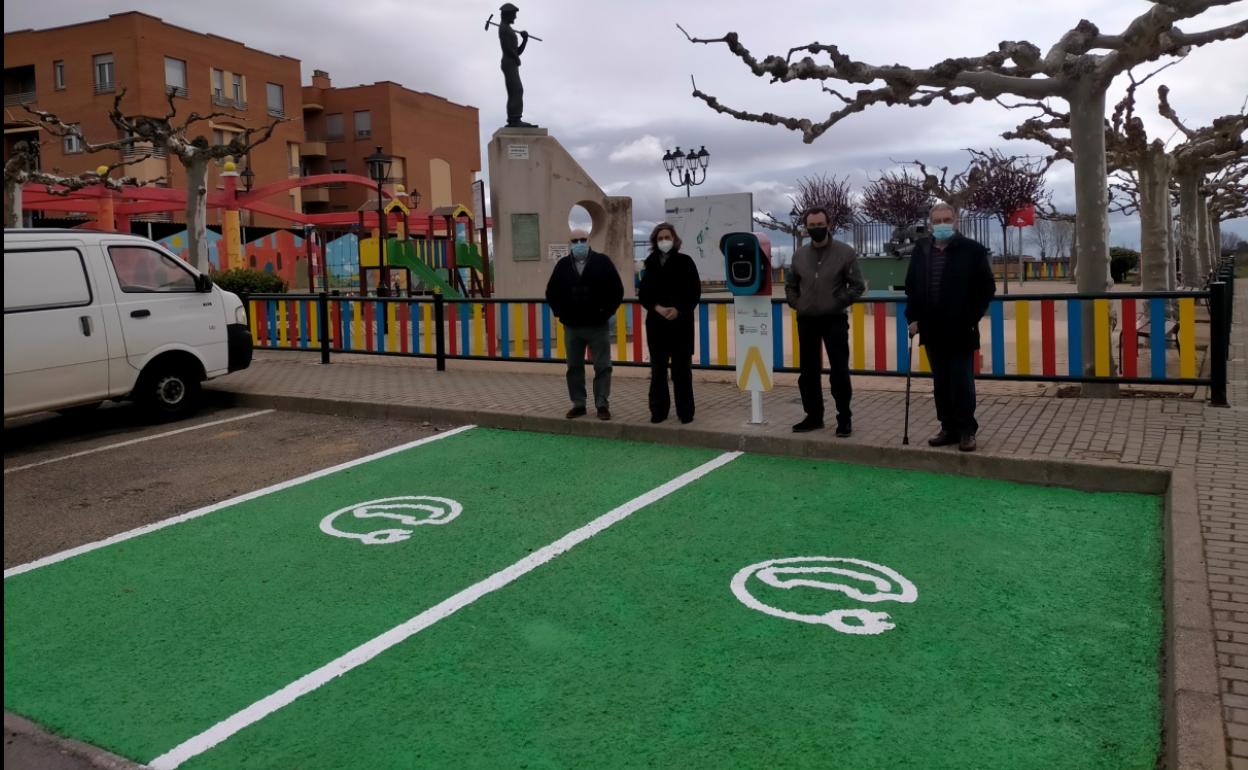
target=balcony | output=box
[166,85,188,99]
[212,92,247,111]
[302,138,327,157]
[355,129,371,139]
[94,81,116,94]
[268,106,286,119]
[302,187,330,203]
[3,91,35,107]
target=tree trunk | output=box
[184,155,211,272]
[1196,194,1213,281]
[1165,201,1176,291]
[4,176,22,229]
[1177,171,1201,288]
[1137,147,1172,293]
[1213,219,1222,269]
[1069,85,1116,396]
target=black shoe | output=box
[650,414,667,424]
[566,407,587,419]
[597,407,611,421]
[679,416,694,425]
[928,430,958,447]
[835,420,852,438]
[959,433,978,452]
[792,417,824,433]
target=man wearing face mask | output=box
[638,222,701,424]
[904,203,996,452]
[785,207,866,435]
[545,228,625,420]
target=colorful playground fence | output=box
[244,289,1221,387]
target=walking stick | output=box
[903,332,915,445]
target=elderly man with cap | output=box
[497,3,535,128]
[545,228,624,420]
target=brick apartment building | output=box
[3,12,480,229]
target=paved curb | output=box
[1164,468,1227,770]
[220,392,1171,494]
[4,712,147,770]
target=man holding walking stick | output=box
[904,203,996,452]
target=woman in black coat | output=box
[638,223,701,423]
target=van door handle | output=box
[130,309,151,318]
[80,316,93,336]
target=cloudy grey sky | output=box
[6,0,1247,253]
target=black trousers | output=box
[502,63,524,123]
[646,318,694,421]
[797,314,852,422]
[927,344,978,436]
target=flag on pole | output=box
[1009,204,1036,227]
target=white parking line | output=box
[4,410,277,475]
[3,425,477,580]
[146,450,742,770]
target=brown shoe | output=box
[928,430,958,447]
[597,407,611,421]
[959,433,977,452]
[566,406,587,419]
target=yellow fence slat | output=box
[715,304,729,366]
[1094,299,1111,377]
[1179,298,1196,378]
[852,303,866,370]
[1016,300,1031,375]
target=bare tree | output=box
[1161,88,1248,282]
[859,169,935,232]
[754,173,856,237]
[1031,216,1075,260]
[3,126,155,228]
[964,149,1051,266]
[680,3,1247,307]
[25,90,284,272]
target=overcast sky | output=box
[6,0,1246,253]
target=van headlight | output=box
[235,305,248,324]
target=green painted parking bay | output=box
[3,428,722,762]
[4,430,1163,769]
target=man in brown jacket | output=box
[785,207,866,435]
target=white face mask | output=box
[657,239,674,253]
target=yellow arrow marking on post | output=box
[737,345,773,391]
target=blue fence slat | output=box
[990,301,1005,375]
[1067,299,1082,377]
[267,301,279,348]
[460,303,470,354]
[411,301,421,354]
[1150,297,1166,380]
[542,304,552,360]
[375,301,385,351]
[771,301,784,370]
[300,300,310,348]
[698,304,710,367]
[500,302,510,359]
[894,300,909,373]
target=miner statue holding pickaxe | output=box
[487,3,541,128]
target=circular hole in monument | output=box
[568,204,593,234]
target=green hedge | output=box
[212,268,287,295]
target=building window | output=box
[53,60,65,90]
[64,125,84,154]
[232,73,246,108]
[266,83,284,118]
[329,159,347,188]
[164,57,187,97]
[93,53,115,93]
[211,68,226,105]
[326,114,344,141]
[353,110,371,139]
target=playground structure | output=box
[16,166,492,299]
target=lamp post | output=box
[365,145,392,296]
[239,161,254,249]
[661,145,710,198]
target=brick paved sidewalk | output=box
[209,278,1248,767]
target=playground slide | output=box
[387,241,463,299]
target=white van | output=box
[3,229,252,420]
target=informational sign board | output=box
[664,192,753,281]
[734,296,774,392]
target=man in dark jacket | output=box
[545,228,624,420]
[785,207,867,435]
[904,203,996,452]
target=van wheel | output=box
[137,364,201,421]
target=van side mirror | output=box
[196,275,213,293]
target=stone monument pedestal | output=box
[488,127,635,299]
